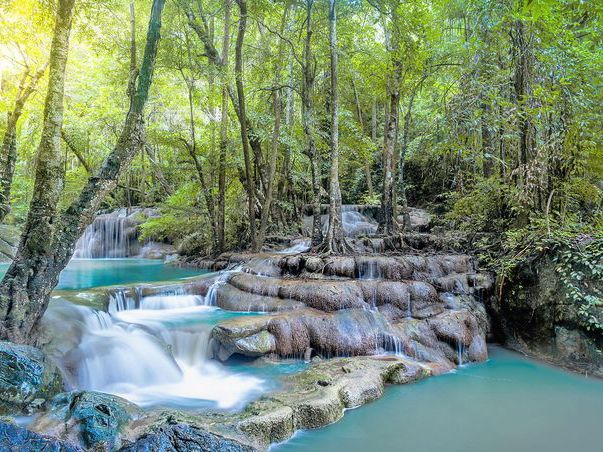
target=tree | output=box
[0,62,48,223]
[0,0,166,344]
[301,0,323,247]
[320,0,349,254]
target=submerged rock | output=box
[0,341,64,415]
[0,421,82,451]
[235,356,430,446]
[120,423,256,452]
[32,391,141,450]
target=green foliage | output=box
[139,183,205,244]
[445,178,523,232]
[552,237,603,332]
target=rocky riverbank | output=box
[0,207,498,450]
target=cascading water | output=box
[74,209,139,258]
[302,205,378,239]
[44,285,265,410]
[277,240,311,254]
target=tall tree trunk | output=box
[234,0,257,251]
[380,59,401,233]
[481,102,494,178]
[0,64,48,223]
[277,57,294,223]
[398,86,418,231]
[301,0,322,246]
[511,18,533,186]
[352,77,373,198]
[217,0,232,253]
[320,0,348,254]
[183,73,217,245]
[257,4,291,249]
[0,0,165,344]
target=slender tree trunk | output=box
[234,0,257,250]
[0,0,165,344]
[352,78,373,198]
[380,59,401,233]
[320,0,349,254]
[277,57,294,224]
[301,0,322,246]
[257,4,291,249]
[0,64,48,223]
[371,98,377,142]
[217,0,232,253]
[511,18,533,186]
[481,102,494,178]
[183,74,217,244]
[398,86,418,231]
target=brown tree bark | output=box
[301,0,323,247]
[320,0,349,254]
[234,0,258,251]
[0,64,48,223]
[0,0,166,344]
[257,4,291,249]
[379,18,402,234]
[217,0,232,253]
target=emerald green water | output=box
[0,259,204,290]
[277,346,603,452]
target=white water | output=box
[277,240,311,254]
[46,289,265,410]
[74,209,138,258]
[303,205,378,239]
[73,208,172,259]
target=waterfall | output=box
[303,205,378,239]
[44,293,264,410]
[341,206,378,237]
[277,240,311,254]
[74,209,140,258]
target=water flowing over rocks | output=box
[73,208,174,259]
[5,205,496,450]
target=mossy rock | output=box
[0,341,64,415]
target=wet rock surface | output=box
[196,249,492,373]
[120,423,255,452]
[31,391,141,450]
[0,341,64,415]
[495,252,603,377]
[0,421,82,451]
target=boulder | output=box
[0,421,82,451]
[215,284,304,312]
[235,356,430,447]
[32,391,141,450]
[120,423,256,452]
[0,341,64,415]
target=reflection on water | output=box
[0,258,204,290]
[276,346,603,452]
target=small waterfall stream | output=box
[302,205,378,239]
[74,209,139,258]
[44,278,265,410]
